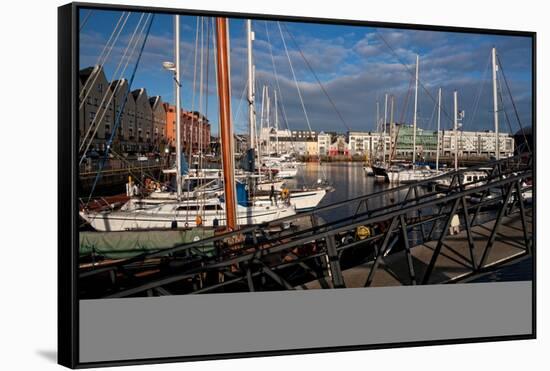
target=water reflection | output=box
[285,162,532,282]
[284,162,409,223]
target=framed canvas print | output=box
[58,2,536,368]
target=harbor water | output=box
[285,162,532,282]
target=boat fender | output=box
[281,188,290,199]
[196,215,203,226]
[171,220,178,229]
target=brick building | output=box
[79,65,209,156]
[164,104,211,155]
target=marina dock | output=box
[304,210,532,289]
[78,155,533,298]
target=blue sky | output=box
[79,8,533,135]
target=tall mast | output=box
[259,85,266,162]
[215,17,237,230]
[390,95,394,161]
[453,90,458,171]
[246,20,256,150]
[266,86,270,154]
[252,65,258,151]
[492,47,500,160]
[174,15,182,200]
[376,100,380,161]
[412,54,419,165]
[383,93,388,162]
[275,89,279,155]
[376,100,380,130]
[436,87,441,172]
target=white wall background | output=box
[0,0,546,369]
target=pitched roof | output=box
[149,96,163,110]
[79,65,105,85]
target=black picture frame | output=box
[58,2,536,368]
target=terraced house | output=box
[78,65,210,155]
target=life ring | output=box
[356,225,371,240]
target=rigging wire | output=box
[497,72,515,135]
[426,94,438,130]
[281,22,351,132]
[79,13,147,155]
[79,12,130,107]
[79,12,146,151]
[87,14,156,203]
[79,13,148,159]
[188,16,200,166]
[277,22,328,181]
[374,31,455,125]
[233,79,250,126]
[184,16,201,222]
[198,16,205,190]
[264,23,290,132]
[79,9,94,31]
[276,22,314,135]
[466,52,491,130]
[79,13,147,159]
[496,54,532,154]
[201,17,213,222]
[389,76,414,161]
[264,22,298,157]
[79,11,128,100]
[262,31,309,181]
[260,22,303,182]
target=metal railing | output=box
[79,154,533,298]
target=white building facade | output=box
[257,127,515,159]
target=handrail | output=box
[79,155,532,278]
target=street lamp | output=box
[162,19,182,198]
[162,61,176,72]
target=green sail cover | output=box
[79,228,215,259]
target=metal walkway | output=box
[79,154,533,298]
[304,210,532,288]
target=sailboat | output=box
[80,189,295,231]
[434,48,506,189]
[80,16,297,231]
[378,55,453,184]
[248,21,328,210]
[363,152,374,176]
[130,18,332,212]
[371,94,394,181]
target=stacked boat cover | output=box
[79,228,215,259]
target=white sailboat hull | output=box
[276,168,298,179]
[257,180,285,191]
[363,166,374,176]
[80,200,296,232]
[434,171,488,189]
[255,188,327,212]
[388,169,441,184]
